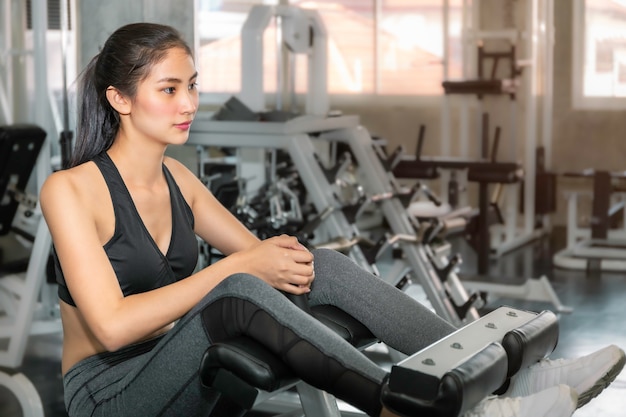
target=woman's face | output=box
[124,47,199,147]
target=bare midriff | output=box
[59,301,173,375]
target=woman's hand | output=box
[235,235,315,294]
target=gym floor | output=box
[1,227,625,417]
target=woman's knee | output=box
[311,248,358,281]
[311,247,349,265]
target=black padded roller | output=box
[502,310,559,377]
[382,342,509,417]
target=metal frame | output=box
[190,115,374,272]
[0,211,58,368]
[320,125,480,324]
[553,238,626,272]
[0,372,44,417]
[553,190,626,271]
[435,0,570,313]
[562,190,626,249]
[553,170,626,272]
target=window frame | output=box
[572,0,626,110]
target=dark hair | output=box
[70,22,193,167]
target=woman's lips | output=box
[175,121,192,130]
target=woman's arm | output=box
[40,169,253,350]
[164,158,316,288]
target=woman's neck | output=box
[106,138,166,188]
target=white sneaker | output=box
[505,344,626,408]
[464,384,577,417]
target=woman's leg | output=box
[64,273,389,417]
[309,248,456,355]
[198,273,389,416]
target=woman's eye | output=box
[189,82,198,91]
[164,87,175,94]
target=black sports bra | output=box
[55,152,198,307]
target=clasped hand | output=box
[239,235,315,294]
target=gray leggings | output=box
[62,249,455,417]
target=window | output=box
[26,0,72,30]
[2,0,76,132]
[196,0,463,100]
[572,0,626,109]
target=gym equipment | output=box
[0,126,45,236]
[0,125,57,417]
[393,119,571,314]
[189,114,481,326]
[201,303,558,417]
[319,125,481,324]
[553,169,626,271]
[394,117,523,277]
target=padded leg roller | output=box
[200,336,299,411]
[502,309,559,377]
[381,306,559,417]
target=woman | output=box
[40,22,623,417]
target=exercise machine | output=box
[439,0,556,257]
[393,119,570,314]
[0,124,58,417]
[202,297,558,417]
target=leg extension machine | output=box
[200,304,558,417]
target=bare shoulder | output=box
[42,162,95,197]
[40,162,107,217]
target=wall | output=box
[77,0,195,69]
[552,2,626,174]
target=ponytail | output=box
[69,55,117,167]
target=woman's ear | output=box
[105,87,131,115]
